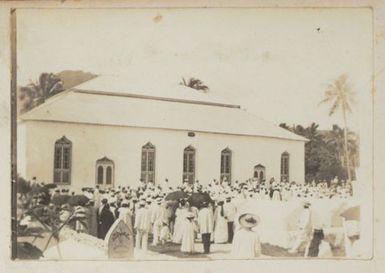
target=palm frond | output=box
[328,99,340,116]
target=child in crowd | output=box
[160,221,171,245]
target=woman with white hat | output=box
[231,213,261,259]
[213,200,228,244]
[180,212,199,253]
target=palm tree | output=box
[293,124,306,136]
[325,125,359,179]
[179,77,209,92]
[19,73,64,113]
[319,74,355,182]
[304,123,321,141]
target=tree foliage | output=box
[279,123,359,183]
[18,71,97,114]
[179,77,209,92]
[19,73,64,113]
[319,74,356,182]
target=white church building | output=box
[18,76,307,191]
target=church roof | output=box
[20,76,307,142]
[72,75,238,108]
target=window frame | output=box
[220,148,232,183]
[280,151,290,182]
[95,156,115,188]
[53,136,72,184]
[254,164,266,183]
[141,142,156,183]
[183,145,196,184]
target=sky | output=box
[16,8,373,131]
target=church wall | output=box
[19,120,305,191]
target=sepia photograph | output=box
[11,7,374,261]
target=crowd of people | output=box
[18,175,357,259]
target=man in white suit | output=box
[223,196,237,243]
[134,200,151,252]
[198,201,214,254]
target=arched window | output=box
[106,166,112,185]
[220,148,232,183]
[96,157,114,188]
[141,142,156,183]
[281,152,290,182]
[183,145,195,184]
[53,136,72,184]
[254,164,265,183]
[97,166,104,184]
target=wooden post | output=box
[10,8,18,260]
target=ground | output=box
[17,232,345,260]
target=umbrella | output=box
[187,192,212,209]
[340,206,360,221]
[165,191,189,201]
[31,185,49,195]
[68,195,89,206]
[51,195,70,206]
[44,183,57,189]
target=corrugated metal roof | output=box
[20,88,307,142]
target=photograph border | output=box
[0,1,384,273]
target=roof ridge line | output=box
[18,88,74,119]
[71,88,241,109]
[240,109,309,142]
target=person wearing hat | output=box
[117,200,133,232]
[224,196,237,243]
[197,201,214,254]
[160,220,171,245]
[213,200,228,244]
[289,201,313,254]
[172,199,189,244]
[134,199,151,252]
[180,212,199,253]
[150,198,163,246]
[231,213,261,259]
[98,201,115,240]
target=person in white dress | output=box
[214,200,228,244]
[180,212,199,253]
[117,200,133,228]
[172,199,188,244]
[231,213,261,259]
[304,229,333,258]
[160,221,171,244]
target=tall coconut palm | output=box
[325,124,358,178]
[179,77,209,92]
[319,74,355,182]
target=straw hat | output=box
[238,213,260,228]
